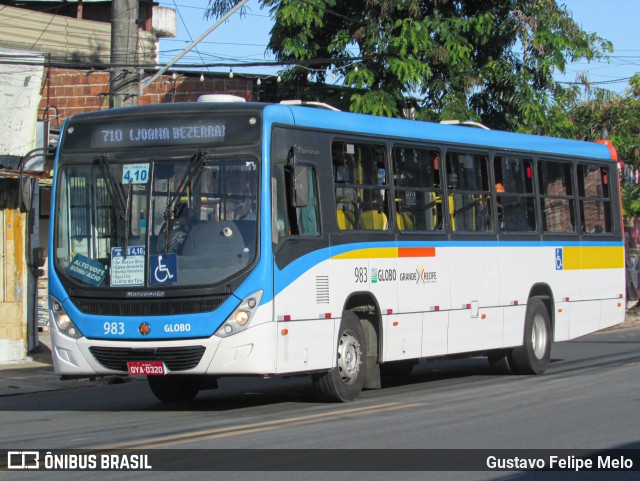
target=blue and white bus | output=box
[48,101,625,402]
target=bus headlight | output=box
[50,296,83,339]
[215,291,263,338]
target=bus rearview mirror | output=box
[292,166,309,208]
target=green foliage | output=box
[206,1,611,132]
[622,181,640,217]
[567,87,640,167]
[562,75,640,216]
[350,90,400,117]
[206,1,640,216]
[631,73,640,98]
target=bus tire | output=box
[511,297,551,375]
[312,311,366,402]
[147,375,201,403]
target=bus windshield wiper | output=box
[97,154,127,221]
[97,154,134,258]
[163,149,207,254]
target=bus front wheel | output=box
[511,297,551,375]
[313,311,366,402]
[147,375,201,403]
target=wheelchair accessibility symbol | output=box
[555,248,563,270]
[150,253,177,284]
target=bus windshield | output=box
[53,154,258,289]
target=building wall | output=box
[39,68,255,123]
[0,5,157,65]
[0,207,27,362]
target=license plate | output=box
[127,361,165,376]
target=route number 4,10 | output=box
[122,164,150,184]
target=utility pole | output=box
[110,0,139,108]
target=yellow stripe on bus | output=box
[332,247,437,260]
[333,248,398,260]
[331,245,622,270]
[563,246,624,270]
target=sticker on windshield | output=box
[149,253,178,285]
[122,163,150,184]
[111,246,145,286]
[65,253,106,286]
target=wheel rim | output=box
[531,313,548,360]
[337,329,362,384]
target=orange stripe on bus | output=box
[398,247,436,258]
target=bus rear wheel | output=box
[511,297,551,375]
[147,375,201,403]
[312,311,366,402]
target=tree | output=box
[206,0,611,131]
[566,74,640,215]
[568,74,640,165]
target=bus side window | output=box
[332,141,389,231]
[296,167,320,235]
[446,152,492,232]
[577,163,612,233]
[283,164,320,237]
[333,145,356,230]
[538,160,575,233]
[392,146,444,231]
[494,156,536,233]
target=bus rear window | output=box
[578,163,612,234]
[538,160,575,233]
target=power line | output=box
[172,0,211,73]
[158,1,271,18]
[559,77,633,86]
[162,38,269,47]
[25,2,64,51]
[2,0,636,94]
[0,53,368,70]
[0,2,71,25]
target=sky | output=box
[157,0,640,95]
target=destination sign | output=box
[62,112,260,151]
[90,121,226,149]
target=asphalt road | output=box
[1,327,639,481]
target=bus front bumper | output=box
[50,322,278,377]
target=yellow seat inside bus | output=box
[337,209,356,230]
[358,210,388,230]
[396,211,414,231]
